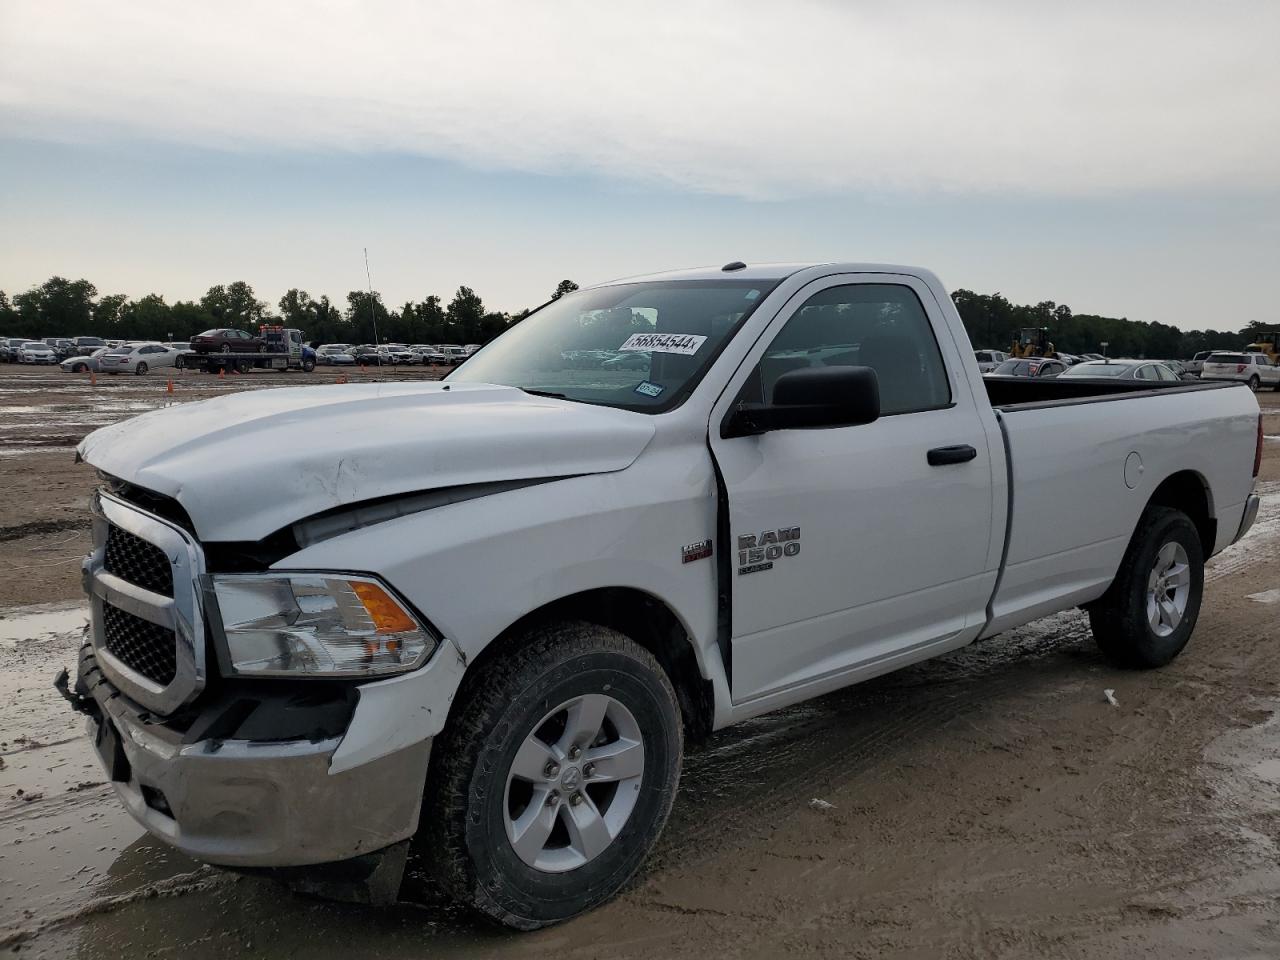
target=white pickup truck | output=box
[62,262,1263,929]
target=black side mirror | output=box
[722,365,880,438]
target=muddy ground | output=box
[2,367,1280,958]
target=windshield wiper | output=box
[519,388,572,400]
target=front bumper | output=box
[74,643,432,868]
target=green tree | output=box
[445,286,485,342]
[201,281,268,328]
[551,279,579,301]
[345,291,390,344]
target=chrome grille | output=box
[86,490,207,715]
[102,603,178,685]
[104,524,174,597]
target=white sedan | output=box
[98,342,182,375]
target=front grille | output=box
[104,524,173,597]
[102,603,177,686]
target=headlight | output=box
[210,573,437,677]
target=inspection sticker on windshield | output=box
[618,333,707,356]
[634,381,664,398]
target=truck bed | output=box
[983,376,1241,409]
[981,376,1259,638]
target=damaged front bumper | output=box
[65,642,432,874]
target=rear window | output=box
[1206,353,1248,363]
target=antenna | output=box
[364,247,380,345]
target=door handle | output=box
[927,444,978,466]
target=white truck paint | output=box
[68,262,1264,927]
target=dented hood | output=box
[78,381,656,542]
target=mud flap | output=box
[242,840,410,907]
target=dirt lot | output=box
[3,367,1280,959]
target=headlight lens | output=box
[211,573,437,677]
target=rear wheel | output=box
[422,622,682,930]
[1088,506,1204,668]
[1249,375,1261,391]
[134,362,148,376]
[236,358,252,374]
[221,344,232,354]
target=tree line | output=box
[951,289,1270,358]
[0,277,582,347]
[0,275,1266,358]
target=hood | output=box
[78,382,656,542]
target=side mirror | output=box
[722,365,880,438]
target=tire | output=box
[1248,375,1260,392]
[422,622,682,930]
[301,359,315,373]
[72,363,87,373]
[221,344,232,354]
[1088,506,1204,668]
[175,356,185,370]
[236,358,252,374]
[134,362,148,376]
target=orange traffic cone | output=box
[218,368,225,380]
[90,371,96,386]
[166,377,174,394]
[360,363,367,373]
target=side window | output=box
[1133,365,1153,380]
[749,283,951,416]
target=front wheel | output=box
[1249,375,1261,392]
[301,359,315,372]
[422,622,682,930]
[1088,506,1204,668]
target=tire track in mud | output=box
[654,612,1098,873]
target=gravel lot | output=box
[3,365,1280,959]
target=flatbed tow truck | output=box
[177,325,316,374]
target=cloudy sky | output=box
[1,0,1277,328]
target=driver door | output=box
[709,275,997,704]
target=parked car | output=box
[17,340,58,364]
[98,342,182,375]
[65,260,1265,930]
[411,345,447,365]
[385,344,418,364]
[317,344,356,365]
[974,349,1008,372]
[986,357,1066,378]
[350,344,390,366]
[463,343,482,356]
[1,337,30,362]
[441,345,469,366]
[1059,358,1181,382]
[1184,350,1229,378]
[1077,353,1105,361]
[71,336,108,356]
[190,328,267,354]
[60,347,111,374]
[1160,359,1194,380]
[1200,352,1280,392]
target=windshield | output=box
[1061,362,1130,377]
[449,280,776,410]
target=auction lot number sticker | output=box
[619,333,707,356]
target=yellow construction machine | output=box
[1245,332,1279,364]
[1009,327,1056,359]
